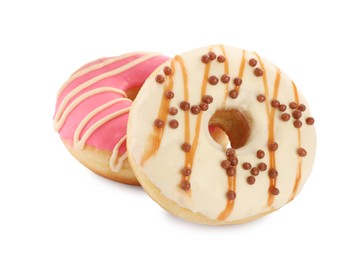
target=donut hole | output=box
[125,87,141,101]
[208,109,251,149]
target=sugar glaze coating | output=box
[128,45,316,223]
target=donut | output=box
[127,45,316,224]
[54,52,168,184]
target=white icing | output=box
[73,100,130,150]
[109,135,127,172]
[128,45,316,221]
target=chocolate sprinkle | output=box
[221,160,231,169]
[164,90,174,99]
[247,176,256,185]
[221,74,230,83]
[268,169,278,178]
[229,90,239,99]
[199,103,209,111]
[281,113,291,121]
[254,68,264,77]
[169,119,179,129]
[233,77,242,86]
[229,156,238,166]
[279,104,287,112]
[168,107,178,115]
[163,66,172,75]
[154,119,164,128]
[202,95,213,104]
[208,51,217,60]
[226,148,235,157]
[289,102,298,109]
[227,167,236,176]
[257,94,266,102]
[258,162,267,171]
[155,74,165,84]
[181,142,191,152]
[271,99,280,108]
[201,55,210,64]
[242,162,252,170]
[227,191,236,200]
[306,117,315,125]
[256,150,265,159]
[180,101,190,111]
[292,110,302,119]
[217,55,225,63]
[181,167,191,176]
[191,105,201,115]
[251,167,260,176]
[180,181,191,191]
[268,142,279,151]
[298,104,306,111]
[297,148,307,157]
[270,187,280,195]
[208,75,219,85]
[294,120,302,128]
[248,58,257,67]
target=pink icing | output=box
[55,53,169,155]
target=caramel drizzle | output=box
[217,50,247,221]
[140,59,176,166]
[267,70,281,206]
[236,49,246,93]
[178,50,212,190]
[289,82,302,201]
[175,55,191,152]
[254,52,281,207]
[217,174,236,220]
[220,45,230,105]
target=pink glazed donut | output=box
[54,52,168,184]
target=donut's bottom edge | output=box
[128,153,276,225]
[62,139,139,186]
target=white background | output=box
[1,0,362,259]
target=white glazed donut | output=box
[127,45,316,225]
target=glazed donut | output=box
[127,45,316,224]
[54,52,168,184]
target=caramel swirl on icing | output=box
[236,50,246,93]
[177,50,212,191]
[254,52,282,207]
[217,50,247,220]
[219,45,230,105]
[289,81,303,201]
[140,59,176,166]
[267,69,281,206]
[218,174,236,220]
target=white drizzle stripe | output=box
[56,52,149,98]
[54,87,126,131]
[109,135,127,172]
[73,99,131,150]
[54,53,158,125]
